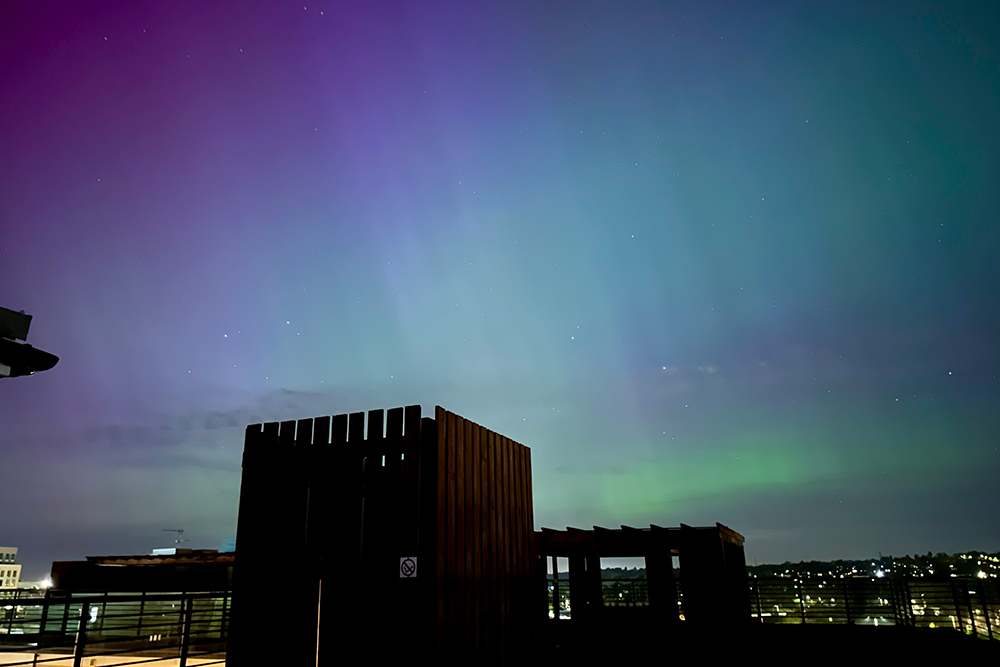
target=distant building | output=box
[50,549,232,592]
[0,546,22,589]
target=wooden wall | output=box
[434,407,534,663]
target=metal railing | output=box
[546,577,655,619]
[0,590,229,666]
[547,579,571,619]
[750,576,999,640]
[600,579,649,608]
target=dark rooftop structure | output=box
[226,404,749,665]
[50,550,232,592]
[536,523,748,628]
[229,405,535,666]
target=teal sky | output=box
[1,1,998,578]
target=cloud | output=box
[697,364,719,374]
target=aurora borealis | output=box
[2,1,998,578]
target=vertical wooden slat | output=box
[363,409,388,640]
[313,413,346,667]
[386,407,404,465]
[478,428,489,656]
[470,419,482,653]
[452,409,462,653]
[295,417,314,546]
[511,438,521,646]
[434,407,448,651]
[401,404,421,628]
[511,441,523,641]
[382,407,404,649]
[308,413,330,644]
[403,414,438,654]
[464,417,474,651]
[523,443,534,643]
[491,430,502,657]
[384,406,405,571]
[295,418,314,446]
[519,442,531,639]
[493,430,503,655]
[494,433,504,655]
[418,413,438,656]
[313,416,330,445]
[325,413,348,570]
[452,413,466,652]
[402,406,421,550]
[361,409,385,565]
[342,412,367,649]
[479,427,489,654]
[278,420,296,447]
[521,443,530,627]
[511,438,520,649]
[447,409,459,651]
[294,417,318,656]
[500,436,512,653]
[276,419,298,558]
[346,412,366,563]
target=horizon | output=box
[2,1,999,581]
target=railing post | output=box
[38,589,50,637]
[903,579,914,627]
[60,593,70,637]
[889,580,902,625]
[219,592,229,640]
[965,585,977,636]
[550,557,559,620]
[979,582,993,640]
[72,600,90,667]
[178,592,186,636]
[843,578,852,624]
[950,581,965,633]
[178,594,194,667]
[136,591,145,638]
[100,592,108,633]
[796,579,806,624]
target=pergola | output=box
[536,523,749,627]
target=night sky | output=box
[2,1,998,579]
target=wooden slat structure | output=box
[536,523,748,628]
[227,405,533,665]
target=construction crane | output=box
[162,529,187,545]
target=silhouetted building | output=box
[228,405,748,665]
[229,406,534,666]
[50,550,232,592]
[1,547,22,588]
[535,523,748,629]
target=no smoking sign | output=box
[399,556,417,578]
